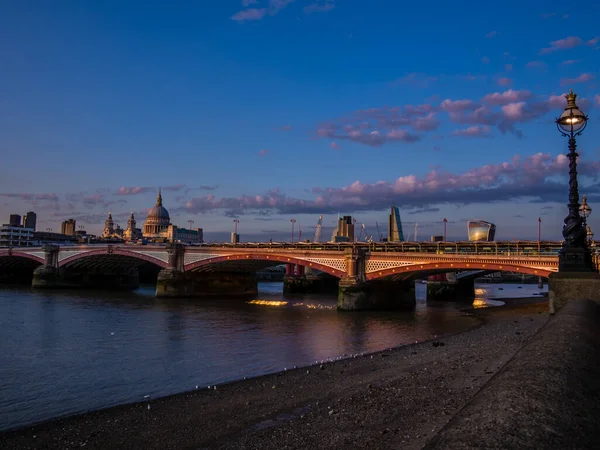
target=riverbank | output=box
[1,299,549,450]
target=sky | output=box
[1,0,600,242]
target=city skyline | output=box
[1,1,600,241]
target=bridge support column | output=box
[283,272,338,295]
[548,272,600,314]
[338,279,416,311]
[157,271,258,298]
[427,277,475,302]
[32,245,62,288]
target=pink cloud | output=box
[540,36,584,54]
[483,89,532,105]
[242,0,258,5]
[173,153,600,216]
[561,59,580,65]
[115,186,154,196]
[505,64,513,72]
[0,193,59,201]
[258,149,269,157]
[560,73,595,85]
[541,12,556,19]
[588,37,600,46]
[497,77,513,87]
[330,142,340,150]
[485,31,498,38]
[315,104,435,147]
[481,56,490,64]
[304,1,335,14]
[232,0,296,22]
[440,99,475,112]
[595,95,600,106]
[452,125,491,138]
[232,8,268,21]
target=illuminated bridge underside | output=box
[366,255,556,280]
[185,254,345,278]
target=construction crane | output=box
[358,224,373,243]
[375,222,383,242]
[313,215,323,243]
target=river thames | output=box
[0,281,546,431]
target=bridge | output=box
[0,241,561,310]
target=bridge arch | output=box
[58,248,168,269]
[367,262,554,280]
[184,254,346,278]
[0,249,45,265]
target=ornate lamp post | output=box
[579,195,591,224]
[290,218,296,244]
[538,217,542,255]
[555,89,594,272]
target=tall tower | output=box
[23,212,37,231]
[127,212,136,230]
[388,206,405,242]
[102,212,115,237]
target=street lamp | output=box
[443,218,447,241]
[555,89,594,272]
[290,219,296,244]
[538,217,542,255]
[579,195,591,224]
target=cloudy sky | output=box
[1,0,599,242]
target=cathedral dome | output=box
[145,190,170,224]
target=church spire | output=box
[156,189,163,207]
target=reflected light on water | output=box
[472,298,506,309]
[247,300,289,307]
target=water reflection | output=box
[0,281,537,431]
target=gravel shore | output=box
[0,300,549,450]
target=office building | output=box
[23,212,37,231]
[467,220,496,241]
[331,215,354,242]
[61,219,77,236]
[388,206,405,242]
[9,214,21,227]
[231,232,240,244]
[0,224,34,247]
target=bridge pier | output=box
[337,248,415,311]
[156,244,258,298]
[338,279,416,311]
[283,264,338,295]
[426,276,475,302]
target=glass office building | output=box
[388,206,405,242]
[467,220,496,241]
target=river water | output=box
[0,281,547,431]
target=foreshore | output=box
[1,299,549,450]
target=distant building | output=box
[231,232,240,244]
[431,235,444,242]
[0,224,33,247]
[331,215,355,242]
[467,220,496,242]
[32,231,79,245]
[9,214,21,227]
[123,212,143,241]
[388,206,405,242]
[23,212,37,231]
[61,219,77,236]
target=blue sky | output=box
[1,0,599,242]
